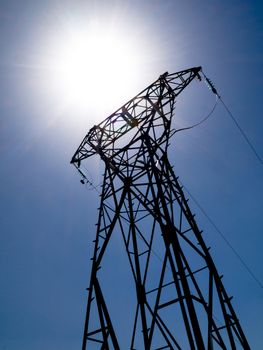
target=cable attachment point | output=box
[77,167,93,187]
[202,71,220,97]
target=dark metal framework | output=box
[71,67,250,349]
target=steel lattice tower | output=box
[71,67,250,349]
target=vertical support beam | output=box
[126,184,150,349]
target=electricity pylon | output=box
[71,67,250,349]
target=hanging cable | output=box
[172,96,219,136]
[180,180,263,290]
[201,70,263,166]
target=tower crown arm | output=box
[71,66,202,167]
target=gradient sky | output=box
[0,0,262,349]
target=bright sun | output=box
[45,21,142,116]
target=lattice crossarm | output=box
[71,67,202,166]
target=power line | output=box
[219,98,263,165]
[201,70,263,166]
[181,181,263,290]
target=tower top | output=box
[71,66,202,167]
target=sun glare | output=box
[45,21,142,116]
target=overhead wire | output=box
[172,96,219,135]
[78,164,102,194]
[173,70,263,167]
[219,98,263,165]
[180,180,263,290]
[201,70,263,166]
[173,70,263,289]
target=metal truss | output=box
[71,67,250,349]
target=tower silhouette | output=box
[71,67,250,349]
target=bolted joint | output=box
[123,176,133,189]
[161,224,174,246]
[137,283,146,304]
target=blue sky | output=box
[0,0,262,349]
